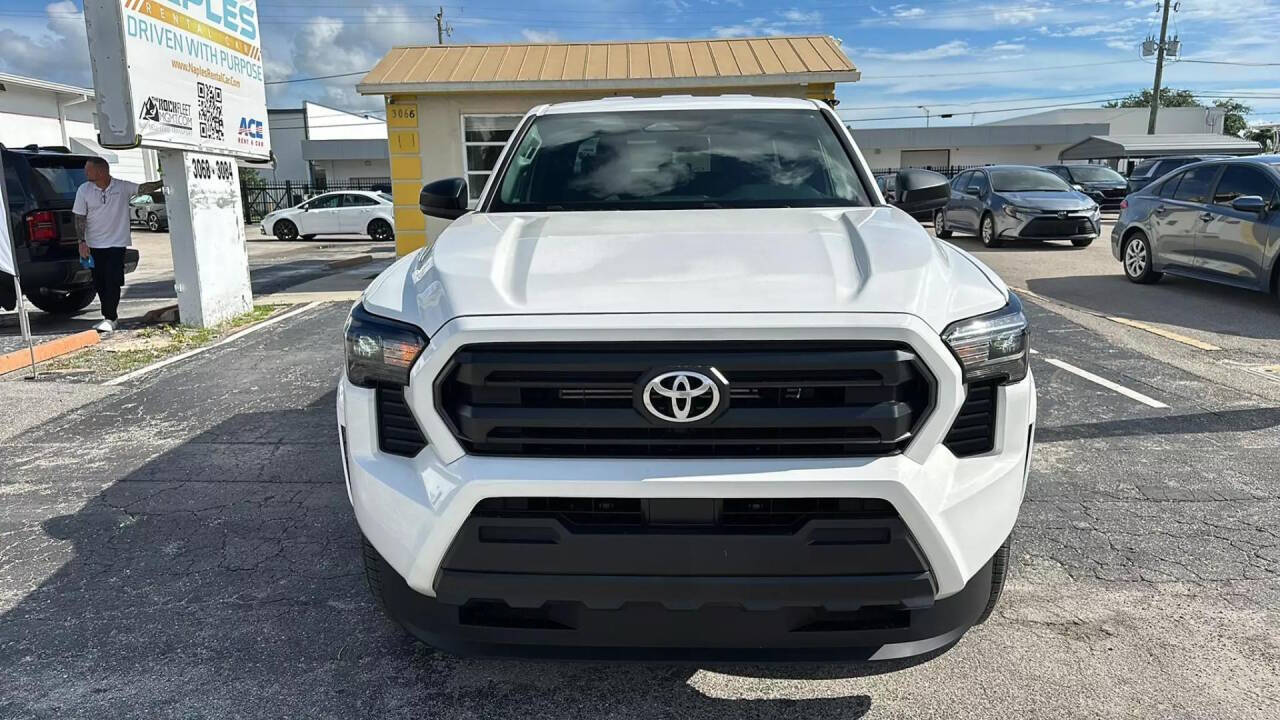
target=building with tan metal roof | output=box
[357,36,859,253]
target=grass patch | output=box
[42,305,281,378]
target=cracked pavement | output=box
[1,301,1278,719]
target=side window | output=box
[131,195,150,205]
[970,171,989,194]
[342,194,377,207]
[951,171,971,190]
[1132,160,1159,178]
[1155,172,1183,199]
[1171,165,1220,204]
[1048,167,1070,181]
[1211,165,1278,207]
[309,194,342,210]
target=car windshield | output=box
[490,109,871,211]
[24,156,89,204]
[990,168,1072,193]
[1067,165,1125,183]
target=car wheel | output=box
[980,213,1004,248]
[1071,237,1094,248]
[1122,231,1162,284]
[26,287,97,316]
[974,535,1012,625]
[147,213,161,232]
[274,219,299,241]
[934,209,953,238]
[368,219,395,243]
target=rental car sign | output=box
[84,0,271,161]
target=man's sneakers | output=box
[93,319,116,334]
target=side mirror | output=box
[420,177,469,220]
[893,169,950,215]
[964,186,982,197]
[1230,195,1267,214]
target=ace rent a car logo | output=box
[238,117,265,147]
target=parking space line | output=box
[104,302,323,387]
[1104,316,1222,351]
[1042,357,1169,409]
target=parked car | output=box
[259,190,395,242]
[0,144,139,315]
[1042,164,1129,211]
[877,168,951,220]
[934,165,1101,248]
[129,188,167,231]
[342,96,1035,662]
[1126,155,1230,194]
[1112,155,1280,299]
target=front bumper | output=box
[995,211,1100,240]
[339,312,1037,659]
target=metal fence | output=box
[240,180,393,223]
[868,165,991,178]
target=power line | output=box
[1178,59,1280,67]
[267,71,369,85]
[843,97,1129,123]
[869,59,1140,80]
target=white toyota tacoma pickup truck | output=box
[338,95,1036,662]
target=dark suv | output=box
[1126,155,1230,195]
[1,145,139,314]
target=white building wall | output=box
[304,102,386,140]
[0,78,157,183]
[861,144,1078,170]
[311,158,391,184]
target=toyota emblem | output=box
[1057,211,1069,219]
[640,369,725,424]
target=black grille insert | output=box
[944,381,998,457]
[377,385,428,457]
[471,497,898,534]
[1021,217,1093,237]
[436,342,934,458]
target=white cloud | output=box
[782,9,821,24]
[0,2,91,87]
[990,42,1026,53]
[860,40,972,62]
[994,8,1040,25]
[892,6,926,18]
[521,29,561,43]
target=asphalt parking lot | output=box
[1,218,1277,719]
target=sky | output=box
[2,0,1279,128]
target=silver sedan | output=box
[935,165,1101,248]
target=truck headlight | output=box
[942,293,1029,384]
[344,303,427,388]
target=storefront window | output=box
[461,115,523,203]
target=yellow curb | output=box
[1104,316,1222,351]
[0,329,100,374]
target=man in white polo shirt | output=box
[73,157,138,333]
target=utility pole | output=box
[918,105,931,128]
[1146,0,1173,135]
[435,6,453,45]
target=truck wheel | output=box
[274,219,299,241]
[934,209,952,238]
[368,219,395,243]
[147,213,161,232]
[26,287,97,315]
[974,536,1012,625]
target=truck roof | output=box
[538,94,823,115]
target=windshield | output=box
[1066,165,1125,183]
[490,109,871,212]
[24,156,88,204]
[990,168,1072,193]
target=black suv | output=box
[1126,155,1230,195]
[1,145,139,314]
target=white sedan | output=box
[260,190,396,242]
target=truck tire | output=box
[974,535,1012,625]
[26,287,97,315]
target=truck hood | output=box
[363,207,1008,336]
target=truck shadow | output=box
[1,392,883,718]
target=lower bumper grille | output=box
[436,341,934,458]
[1020,217,1095,237]
[944,382,998,456]
[376,386,428,457]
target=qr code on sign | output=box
[197,82,223,141]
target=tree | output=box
[1103,88,1200,109]
[1212,99,1253,137]
[1244,127,1277,153]
[1102,88,1252,137]
[240,168,266,189]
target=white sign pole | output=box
[83,0,270,327]
[0,153,38,378]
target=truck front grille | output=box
[435,341,933,458]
